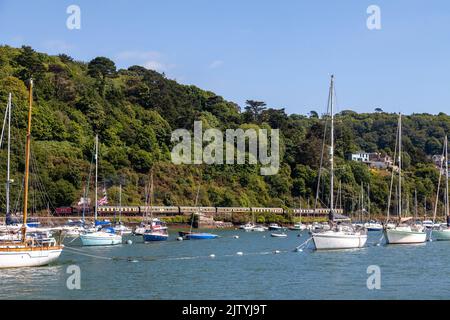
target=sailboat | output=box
[311,75,367,250]
[0,82,63,268]
[179,186,218,240]
[289,205,307,231]
[384,114,427,244]
[239,210,256,231]
[432,136,450,240]
[80,135,122,246]
[363,184,383,231]
[143,172,169,241]
[113,184,132,235]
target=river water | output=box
[1,229,449,299]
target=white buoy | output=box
[210,254,216,258]
[126,240,133,245]
[177,237,183,241]
[274,250,280,254]
[236,251,243,256]
[234,235,239,239]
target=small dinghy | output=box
[271,233,287,238]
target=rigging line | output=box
[12,176,24,215]
[29,151,57,213]
[313,82,331,214]
[386,118,399,225]
[0,97,9,148]
[433,141,446,223]
[63,246,113,260]
[32,156,53,212]
[29,153,48,213]
[83,141,96,221]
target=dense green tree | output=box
[0,45,449,216]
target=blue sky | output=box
[1,0,449,115]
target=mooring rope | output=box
[375,233,384,246]
[63,245,292,262]
[294,236,313,252]
[64,246,113,260]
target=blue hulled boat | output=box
[179,231,218,240]
[143,218,169,242]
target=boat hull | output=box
[0,246,63,268]
[133,227,146,236]
[385,229,427,244]
[143,233,168,241]
[312,232,367,250]
[183,233,218,240]
[271,233,287,237]
[80,233,122,246]
[252,227,265,232]
[433,229,450,241]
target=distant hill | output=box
[0,45,448,215]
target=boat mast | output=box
[119,183,122,223]
[414,189,418,221]
[424,196,427,218]
[445,136,449,226]
[22,79,33,243]
[6,93,11,221]
[94,134,98,221]
[398,113,402,221]
[368,183,371,222]
[190,185,200,233]
[149,171,154,223]
[329,75,335,221]
[361,182,364,221]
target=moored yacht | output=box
[268,223,282,231]
[384,114,426,244]
[310,76,367,250]
[432,136,450,241]
[364,221,383,231]
[143,218,169,241]
[0,83,63,268]
[80,135,122,246]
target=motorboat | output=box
[364,221,383,231]
[268,223,283,231]
[143,218,169,241]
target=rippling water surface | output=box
[1,229,449,299]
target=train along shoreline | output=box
[11,205,390,228]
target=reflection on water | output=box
[1,230,450,299]
[0,265,64,299]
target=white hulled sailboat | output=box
[80,135,122,246]
[311,75,367,250]
[0,81,63,268]
[432,136,450,240]
[384,114,427,244]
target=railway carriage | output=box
[250,207,284,214]
[139,206,180,215]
